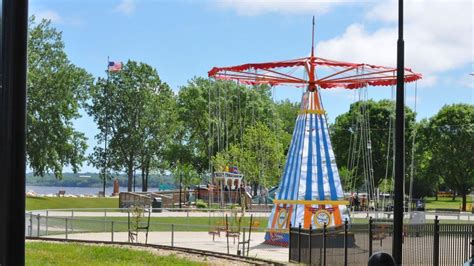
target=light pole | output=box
[0,0,28,264]
[393,0,405,264]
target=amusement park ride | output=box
[209,17,421,246]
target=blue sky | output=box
[30,0,473,173]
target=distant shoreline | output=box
[26,185,163,197]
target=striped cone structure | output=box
[264,90,350,246]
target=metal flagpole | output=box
[393,0,405,264]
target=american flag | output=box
[108,61,122,72]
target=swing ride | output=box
[208,17,421,246]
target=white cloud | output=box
[34,9,62,23]
[115,0,136,16]
[316,0,473,88]
[214,0,347,16]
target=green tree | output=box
[330,100,416,191]
[409,119,441,199]
[172,163,201,189]
[424,104,473,211]
[88,60,175,192]
[27,17,93,178]
[174,78,279,173]
[212,122,284,193]
[274,100,300,155]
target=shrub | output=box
[196,199,207,208]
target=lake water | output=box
[26,185,161,196]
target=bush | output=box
[196,199,207,208]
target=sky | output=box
[29,0,473,173]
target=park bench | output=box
[57,190,66,197]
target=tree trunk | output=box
[127,163,133,192]
[452,191,456,201]
[141,168,146,192]
[143,163,149,192]
[461,192,467,212]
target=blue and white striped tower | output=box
[264,90,350,246]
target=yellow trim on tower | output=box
[298,110,326,115]
[273,199,350,205]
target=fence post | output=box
[368,216,373,257]
[247,214,253,256]
[323,222,327,266]
[470,239,473,262]
[104,209,107,232]
[65,218,68,240]
[171,224,174,247]
[111,221,114,242]
[309,225,312,265]
[434,216,439,266]
[29,212,33,237]
[288,223,292,262]
[242,228,246,256]
[37,214,41,237]
[298,223,302,263]
[45,211,49,236]
[344,219,348,266]
[226,214,230,254]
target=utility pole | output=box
[393,0,405,264]
[0,0,29,264]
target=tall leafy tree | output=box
[424,104,473,210]
[408,119,441,198]
[330,100,416,191]
[174,78,279,173]
[88,60,175,192]
[274,100,300,155]
[27,17,93,178]
[213,122,284,193]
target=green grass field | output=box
[26,196,118,210]
[26,241,203,266]
[424,196,473,210]
[43,216,269,235]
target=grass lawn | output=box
[26,196,118,211]
[26,241,203,266]
[43,216,269,235]
[424,196,473,210]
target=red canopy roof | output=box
[208,56,421,90]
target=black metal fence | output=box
[289,217,474,265]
